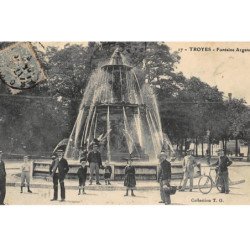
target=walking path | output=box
[4,160,248,191]
[3,161,250,205]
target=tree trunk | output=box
[235,138,238,156]
[247,142,250,162]
[208,138,211,157]
[180,139,184,157]
[184,138,187,153]
[224,139,227,155]
[222,139,225,150]
[195,138,198,156]
[201,140,204,157]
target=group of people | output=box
[178,148,232,194]
[47,145,234,203]
[49,144,114,201]
[0,145,233,205]
[156,147,233,205]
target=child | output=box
[20,155,32,193]
[104,161,112,185]
[124,158,136,196]
[77,159,88,195]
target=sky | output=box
[167,42,250,104]
[42,42,250,104]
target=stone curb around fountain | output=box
[5,178,246,192]
[4,179,203,191]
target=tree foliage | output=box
[0,42,249,157]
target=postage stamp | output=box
[0,42,46,89]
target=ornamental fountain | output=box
[64,48,173,165]
[33,48,177,180]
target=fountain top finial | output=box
[110,48,123,65]
[101,48,132,71]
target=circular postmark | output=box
[0,42,46,89]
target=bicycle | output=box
[198,166,222,194]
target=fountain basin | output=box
[32,160,184,180]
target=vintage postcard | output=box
[0,41,250,205]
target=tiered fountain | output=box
[33,48,179,180]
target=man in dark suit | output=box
[157,151,172,205]
[211,148,232,194]
[50,150,69,202]
[0,151,6,205]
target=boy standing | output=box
[104,161,112,185]
[77,159,88,195]
[20,155,32,193]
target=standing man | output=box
[87,144,102,185]
[157,152,172,205]
[180,149,197,192]
[0,151,6,205]
[20,155,32,193]
[211,149,232,194]
[50,150,69,202]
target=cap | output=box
[80,157,87,163]
[160,151,167,155]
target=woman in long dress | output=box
[124,159,136,196]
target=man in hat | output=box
[20,155,32,193]
[211,149,232,194]
[87,144,102,185]
[157,151,172,205]
[0,151,6,205]
[180,149,197,192]
[49,150,69,201]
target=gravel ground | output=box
[3,166,250,205]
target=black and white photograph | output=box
[0,41,250,205]
[1,1,250,250]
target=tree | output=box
[1,42,249,158]
[240,107,250,161]
[217,98,248,154]
[0,43,81,154]
[159,76,225,155]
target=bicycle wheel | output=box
[215,175,222,192]
[198,175,213,194]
